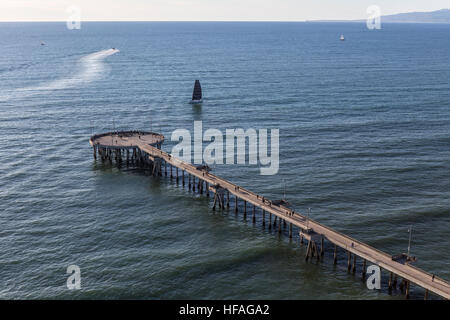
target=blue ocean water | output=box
[0,22,449,299]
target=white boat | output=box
[340,34,345,41]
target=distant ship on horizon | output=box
[340,34,345,41]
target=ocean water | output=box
[0,22,449,299]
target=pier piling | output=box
[362,259,366,280]
[262,210,266,227]
[347,252,352,272]
[389,272,393,293]
[333,245,337,265]
[320,237,324,257]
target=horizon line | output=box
[1,8,447,23]
[0,20,346,23]
[1,20,449,24]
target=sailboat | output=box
[190,80,203,104]
[340,34,345,41]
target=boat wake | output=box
[34,48,120,91]
[1,49,119,101]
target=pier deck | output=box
[90,132,450,300]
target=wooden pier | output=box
[90,131,450,300]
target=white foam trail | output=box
[33,49,120,91]
[1,49,119,101]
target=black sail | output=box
[192,80,202,101]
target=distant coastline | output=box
[315,8,450,24]
[0,9,449,24]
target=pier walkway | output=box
[90,131,450,300]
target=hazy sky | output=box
[0,0,448,22]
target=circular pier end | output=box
[89,131,164,148]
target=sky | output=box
[0,0,448,22]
